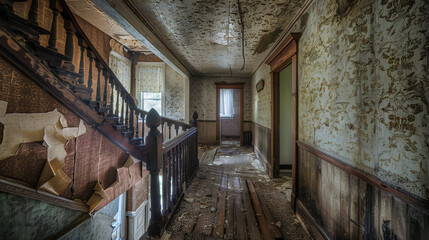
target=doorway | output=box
[219,88,241,146]
[279,65,293,169]
[216,83,244,146]
[266,33,300,210]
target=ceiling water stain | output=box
[253,27,283,55]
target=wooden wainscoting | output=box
[251,122,271,175]
[295,141,429,240]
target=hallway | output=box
[162,145,310,239]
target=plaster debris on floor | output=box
[156,144,310,239]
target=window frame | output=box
[136,62,166,116]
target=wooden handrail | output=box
[59,0,190,130]
[163,127,197,153]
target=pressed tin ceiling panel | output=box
[130,0,304,76]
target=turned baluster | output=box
[77,38,85,87]
[87,50,93,91]
[141,112,146,137]
[109,77,114,115]
[103,69,108,106]
[167,147,172,211]
[172,146,177,204]
[162,151,168,217]
[161,120,165,142]
[129,108,134,136]
[120,93,125,124]
[28,0,38,25]
[135,111,139,138]
[48,0,58,51]
[61,17,75,72]
[175,125,179,136]
[125,101,129,128]
[115,87,119,116]
[95,61,101,102]
[168,123,172,140]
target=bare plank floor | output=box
[163,145,310,240]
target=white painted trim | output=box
[126,200,148,217]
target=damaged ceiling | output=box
[65,0,149,52]
[128,0,305,76]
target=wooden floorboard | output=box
[163,146,311,240]
[234,176,248,240]
[240,178,262,240]
[213,173,228,238]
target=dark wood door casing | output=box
[215,82,245,146]
[265,33,300,211]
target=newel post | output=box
[145,108,164,237]
[192,111,198,127]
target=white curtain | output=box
[220,89,234,117]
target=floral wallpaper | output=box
[298,0,429,199]
[251,63,271,129]
[109,52,131,92]
[165,65,186,120]
[136,63,164,93]
[190,76,251,121]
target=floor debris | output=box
[164,144,310,239]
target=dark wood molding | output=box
[163,127,197,153]
[266,33,301,212]
[0,176,89,212]
[296,141,429,212]
[216,83,244,146]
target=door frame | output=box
[265,33,300,210]
[215,82,244,146]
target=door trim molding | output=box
[215,82,244,146]
[266,33,300,211]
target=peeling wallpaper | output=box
[165,65,186,121]
[251,63,271,129]
[190,76,251,121]
[298,0,429,199]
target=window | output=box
[140,92,162,114]
[220,89,234,118]
[135,62,165,115]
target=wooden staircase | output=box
[0,0,199,237]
